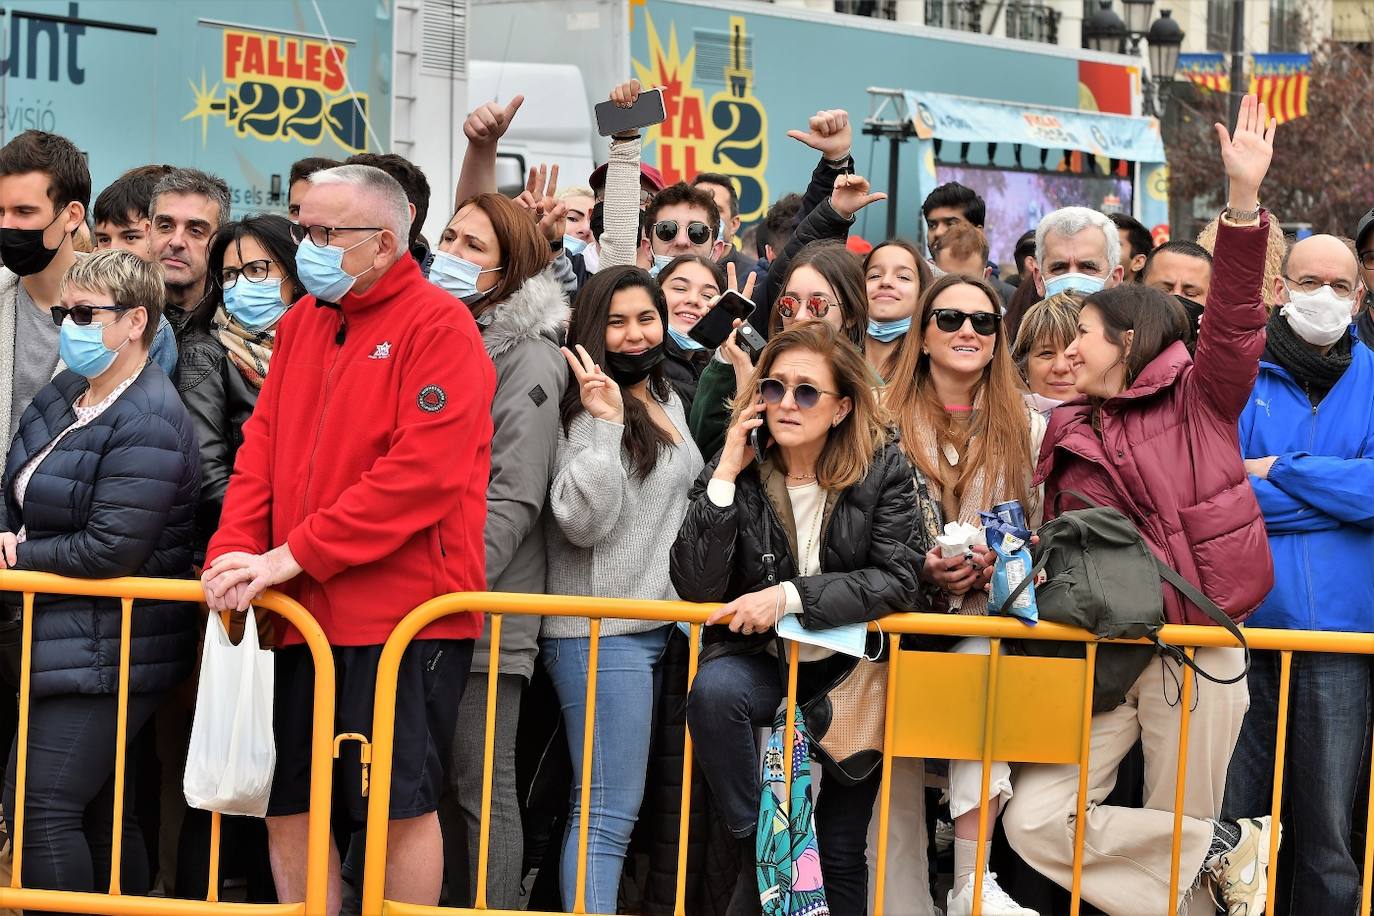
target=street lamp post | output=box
[1082,0,1185,117]
[1142,9,1185,116]
[1083,0,1128,54]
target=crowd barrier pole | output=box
[359,591,1374,916]
[0,570,335,916]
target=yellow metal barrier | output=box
[0,570,336,916]
[361,592,1374,916]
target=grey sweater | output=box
[542,390,704,638]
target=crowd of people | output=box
[0,79,1366,916]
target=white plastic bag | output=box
[183,608,276,817]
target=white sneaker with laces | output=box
[946,871,1038,916]
[1212,816,1279,916]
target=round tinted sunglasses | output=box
[929,308,1000,336]
[51,304,130,327]
[759,377,840,410]
[653,219,713,246]
[776,295,836,320]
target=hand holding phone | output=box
[750,426,768,465]
[689,289,755,350]
[596,82,667,137]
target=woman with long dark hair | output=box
[543,265,704,913]
[863,239,933,381]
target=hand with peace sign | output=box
[516,164,569,255]
[561,344,624,424]
[718,261,760,390]
[830,173,887,220]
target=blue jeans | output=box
[541,626,670,914]
[1223,650,1372,915]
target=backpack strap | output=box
[1150,559,1250,684]
[1001,552,1049,613]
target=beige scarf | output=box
[215,307,274,390]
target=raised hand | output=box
[830,173,887,219]
[561,344,624,423]
[517,164,568,247]
[1213,93,1276,212]
[715,397,766,484]
[786,109,852,162]
[464,95,524,147]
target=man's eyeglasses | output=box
[759,378,840,410]
[51,304,130,327]
[219,259,277,289]
[289,224,383,247]
[1359,250,1374,272]
[776,295,836,320]
[653,220,712,246]
[929,308,1001,336]
[1284,276,1357,301]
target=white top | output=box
[14,369,142,543]
[706,477,824,620]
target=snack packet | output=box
[985,520,1038,626]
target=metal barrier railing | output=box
[0,570,336,916]
[361,592,1374,916]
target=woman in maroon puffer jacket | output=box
[1003,95,1280,916]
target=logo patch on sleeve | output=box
[418,385,447,413]
[528,384,547,407]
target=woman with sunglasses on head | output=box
[884,273,1044,916]
[690,238,870,461]
[178,214,303,560]
[0,250,199,899]
[543,265,703,914]
[863,239,934,382]
[1002,97,1279,916]
[429,191,568,910]
[656,254,726,412]
[672,321,923,915]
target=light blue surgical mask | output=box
[295,234,379,302]
[429,249,503,301]
[60,316,129,379]
[649,253,673,278]
[1044,272,1106,298]
[224,278,288,332]
[562,234,588,258]
[867,316,912,343]
[667,325,705,352]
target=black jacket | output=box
[175,326,259,559]
[669,442,925,661]
[5,364,200,698]
[662,334,712,414]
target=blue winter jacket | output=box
[1239,332,1374,631]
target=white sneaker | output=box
[946,872,1038,916]
[1211,816,1279,916]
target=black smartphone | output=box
[594,89,667,137]
[749,427,767,464]
[689,290,755,350]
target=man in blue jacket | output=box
[1225,233,1372,915]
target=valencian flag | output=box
[1248,53,1310,124]
[1178,53,1230,91]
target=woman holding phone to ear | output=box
[671,321,923,914]
[543,265,703,913]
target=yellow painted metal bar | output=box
[1166,648,1196,915]
[0,889,308,914]
[11,592,33,889]
[474,614,503,911]
[781,642,800,809]
[872,649,900,916]
[206,810,221,903]
[107,597,135,895]
[1363,677,1374,916]
[971,638,1002,916]
[1068,642,1097,916]
[573,618,600,915]
[672,624,701,916]
[1265,652,1291,916]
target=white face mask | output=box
[1282,284,1355,347]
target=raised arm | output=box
[598,80,649,270]
[453,95,525,207]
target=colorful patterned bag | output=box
[755,704,829,916]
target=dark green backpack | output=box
[1007,491,1250,713]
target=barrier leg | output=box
[1069,643,1097,916]
[573,619,601,915]
[672,624,701,916]
[971,638,1002,916]
[1166,648,1196,916]
[1263,652,1291,916]
[10,593,33,889]
[475,614,503,911]
[872,641,900,916]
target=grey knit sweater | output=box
[542,390,704,638]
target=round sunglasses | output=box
[653,219,713,246]
[929,308,1000,337]
[759,377,840,410]
[776,295,836,320]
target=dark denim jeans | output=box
[3,692,163,897]
[1223,649,1372,916]
[687,650,881,915]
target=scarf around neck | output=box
[216,306,275,390]
[1265,307,1351,405]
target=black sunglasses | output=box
[759,377,840,410]
[930,308,1000,336]
[653,219,712,246]
[51,304,130,327]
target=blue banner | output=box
[904,91,1165,162]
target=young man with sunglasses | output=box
[640,182,725,274]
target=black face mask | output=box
[605,344,665,387]
[1176,295,1204,334]
[0,211,63,277]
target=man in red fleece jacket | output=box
[201,164,494,911]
